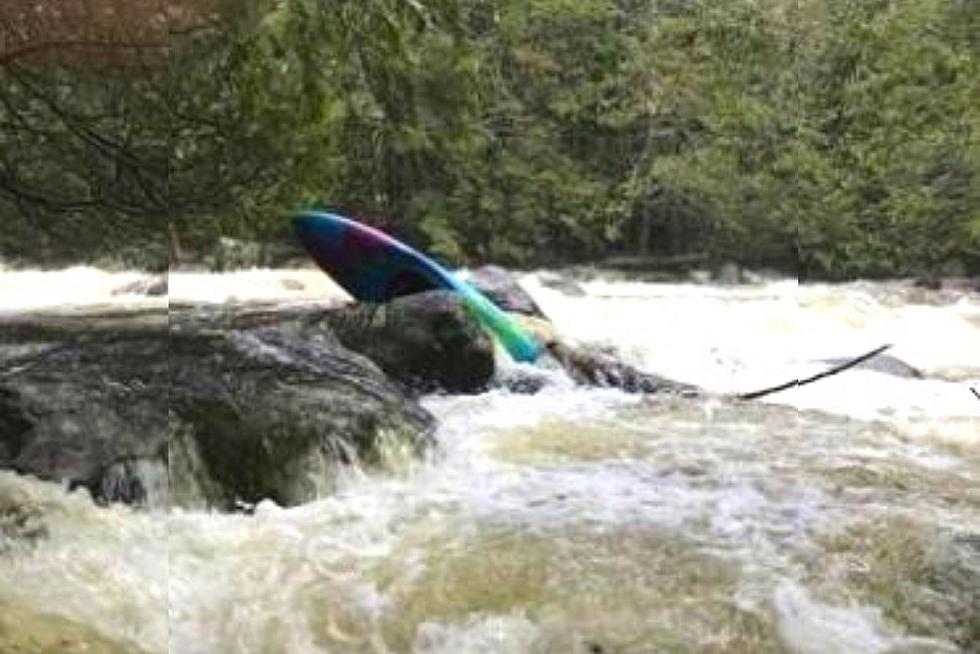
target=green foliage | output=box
[0,0,977,278]
[643,0,979,278]
[0,64,168,267]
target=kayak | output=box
[293,211,542,362]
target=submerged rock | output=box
[913,276,980,293]
[111,275,168,297]
[714,262,744,285]
[820,353,923,379]
[537,271,587,296]
[547,342,699,396]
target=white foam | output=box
[773,581,958,654]
[0,472,168,651]
[413,615,541,654]
[168,268,350,306]
[0,267,356,314]
[521,273,980,441]
[0,266,160,313]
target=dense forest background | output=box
[0,0,977,278]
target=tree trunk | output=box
[169,224,185,266]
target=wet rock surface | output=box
[0,331,173,506]
[821,352,923,379]
[547,342,700,395]
[111,275,168,297]
[467,265,547,317]
[326,291,496,394]
[167,325,434,509]
[537,271,587,296]
[0,307,434,510]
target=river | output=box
[1,267,978,654]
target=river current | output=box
[1,267,978,654]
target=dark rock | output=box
[168,301,338,334]
[714,262,743,285]
[537,271,587,296]
[167,327,434,509]
[111,275,168,297]
[326,291,496,394]
[547,342,699,395]
[913,276,980,293]
[467,265,547,317]
[0,335,173,505]
[495,365,554,394]
[913,276,943,291]
[0,310,434,510]
[821,353,923,379]
[172,294,498,396]
[98,458,168,507]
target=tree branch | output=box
[0,170,100,212]
[738,344,893,401]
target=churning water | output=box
[1,267,977,654]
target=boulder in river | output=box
[0,332,173,507]
[325,290,496,394]
[0,309,435,510]
[168,325,434,509]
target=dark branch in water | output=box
[738,344,893,401]
[971,387,979,401]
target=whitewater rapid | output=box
[1,267,977,654]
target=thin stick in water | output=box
[738,344,893,401]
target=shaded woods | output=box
[1,0,978,278]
